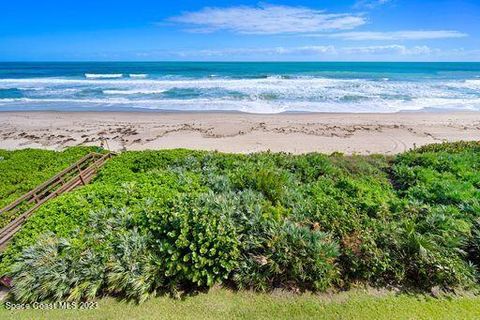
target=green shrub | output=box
[106,228,164,303]
[233,220,339,291]
[2,142,480,303]
[385,204,477,289]
[146,192,240,288]
[392,141,480,286]
[9,234,109,303]
[9,208,161,304]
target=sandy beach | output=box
[0,111,479,154]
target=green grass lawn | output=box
[1,288,479,320]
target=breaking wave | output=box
[0,75,479,113]
[84,73,123,79]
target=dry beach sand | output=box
[0,111,479,154]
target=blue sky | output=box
[0,0,479,61]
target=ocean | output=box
[0,62,479,113]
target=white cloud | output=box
[171,45,441,58]
[169,4,366,34]
[132,45,480,61]
[343,45,435,55]
[176,46,337,57]
[354,0,391,9]
[324,30,467,41]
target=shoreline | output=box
[1,111,479,154]
[0,106,473,114]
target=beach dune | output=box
[0,111,479,155]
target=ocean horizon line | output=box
[1,60,480,63]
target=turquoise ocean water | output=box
[0,62,479,113]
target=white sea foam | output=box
[103,89,166,95]
[84,73,123,79]
[464,79,480,87]
[0,76,479,113]
[129,74,148,79]
[2,96,479,113]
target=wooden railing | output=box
[0,152,114,251]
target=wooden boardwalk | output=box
[0,152,114,251]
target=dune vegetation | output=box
[0,147,99,229]
[0,142,479,304]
